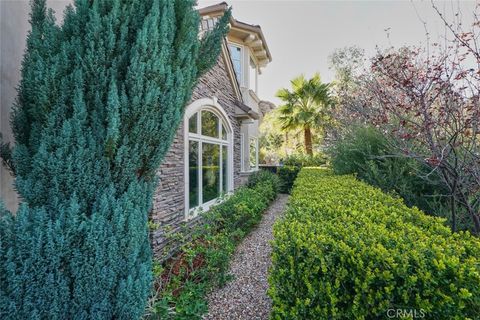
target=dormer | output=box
[226,21,272,95]
[198,2,272,98]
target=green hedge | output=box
[278,166,301,194]
[269,168,480,319]
[148,171,279,319]
[283,153,328,167]
[278,153,327,194]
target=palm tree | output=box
[276,73,333,155]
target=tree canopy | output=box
[276,73,333,155]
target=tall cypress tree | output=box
[0,0,230,318]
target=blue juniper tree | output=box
[0,0,230,318]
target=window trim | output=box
[240,133,245,172]
[240,133,260,173]
[228,43,244,86]
[183,97,234,220]
[249,136,259,171]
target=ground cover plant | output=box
[269,168,480,319]
[0,0,229,318]
[146,171,280,319]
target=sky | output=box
[197,0,478,105]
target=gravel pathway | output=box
[203,194,289,320]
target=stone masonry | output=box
[150,53,246,259]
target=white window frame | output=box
[249,136,259,171]
[184,97,234,220]
[228,43,244,86]
[240,133,245,172]
[240,133,259,173]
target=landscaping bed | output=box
[146,170,280,319]
[269,168,480,319]
[204,193,289,320]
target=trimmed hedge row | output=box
[269,168,480,319]
[277,154,328,194]
[149,170,280,319]
[283,153,328,167]
[278,166,301,194]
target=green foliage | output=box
[282,153,328,167]
[277,153,328,194]
[148,172,279,319]
[276,73,333,155]
[246,169,280,193]
[276,74,333,132]
[328,125,448,217]
[0,134,14,174]
[258,112,286,164]
[196,9,231,75]
[269,168,480,319]
[278,166,300,194]
[0,0,229,319]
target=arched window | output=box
[184,98,233,219]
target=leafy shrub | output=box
[148,171,279,319]
[269,168,480,319]
[247,169,281,193]
[278,165,301,194]
[328,126,448,217]
[283,153,328,167]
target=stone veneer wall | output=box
[150,54,245,258]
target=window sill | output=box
[184,192,233,222]
[240,168,259,175]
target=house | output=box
[0,1,273,257]
[150,2,273,256]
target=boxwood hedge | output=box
[269,168,480,319]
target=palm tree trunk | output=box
[284,132,289,156]
[304,126,313,155]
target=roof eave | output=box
[198,2,272,64]
[229,20,272,62]
[197,2,229,16]
[235,100,260,120]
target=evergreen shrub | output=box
[269,168,480,319]
[278,165,301,193]
[0,0,230,318]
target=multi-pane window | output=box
[229,44,242,84]
[187,110,230,217]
